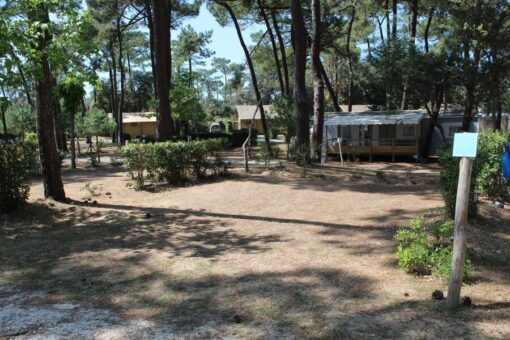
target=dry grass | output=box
[1,165,509,338]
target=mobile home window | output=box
[448,125,462,137]
[402,126,415,137]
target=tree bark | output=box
[392,0,397,40]
[290,0,309,149]
[320,61,342,113]
[70,110,76,169]
[145,0,158,99]
[401,0,418,110]
[152,0,173,140]
[346,6,356,112]
[116,16,125,144]
[30,3,66,201]
[152,0,173,141]
[214,0,271,151]
[311,0,324,161]
[110,46,119,143]
[271,11,290,95]
[424,6,434,53]
[259,1,285,95]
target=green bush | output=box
[439,131,510,218]
[0,140,36,212]
[395,217,472,281]
[475,131,510,197]
[122,139,227,188]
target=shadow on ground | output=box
[1,199,509,337]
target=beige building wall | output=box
[123,122,157,137]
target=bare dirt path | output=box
[1,167,509,339]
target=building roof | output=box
[236,105,274,120]
[325,110,426,126]
[338,104,372,112]
[108,112,157,123]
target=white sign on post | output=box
[447,132,478,309]
[452,132,478,158]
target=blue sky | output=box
[175,4,265,67]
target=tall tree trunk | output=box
[110,46,119,143]
[392,0,397,40]
[320,60,342,112]
[116,19,125,145]
[0,87,7,135]
[145,0,158,99]
[401,0,418,110]
[259,1,285,95]
[346,6,356,112]
[188,57,192,88]
[290,0,309,149]
[214,0,271,152]
[70,110,76,168]
[311,0,324,161]
[152,0,173,140]
[272,11,290,95]
[30,3,66,201]
[424,6,434,53]
[385,0,390,41]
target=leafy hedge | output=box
[0,139,38,212]
[395,217,472,281]
[122,139,228,188]
[439,130,510,217]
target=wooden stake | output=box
[447,157,473,309]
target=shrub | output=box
[439,147,479,218]
[475,131,510,197]
[122,143,155,188]
[122,139,227,188]
[395,217,472,281]
[0,140,36,212]
[439,131,510,218]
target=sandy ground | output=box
[1,166,509,339]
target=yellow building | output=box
[109,112,157,137]
[236,105,276,131]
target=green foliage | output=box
[439,131,510,218]
[257,142,280,169]
[170,72,206,128]
[270,95,295,143]
[0,140,37,212]
[475,131,510,197]
[121,139,227,189]
[431,219,454,240]
[55,76,85,115]
[395,217,472,281]
[76,106,116,137]
[4,102,36,135]
[81,182,102,197]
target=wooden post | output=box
[447,157,473,309]
[321,128,327,165]
[337,137,344,166]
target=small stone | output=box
[105,192,112,196]
[462,296,472,306]
[92,200,98,205]
[432,290,444,300]
[404,292,409,297]
[233,314,242,323]
[145,213,152,219]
